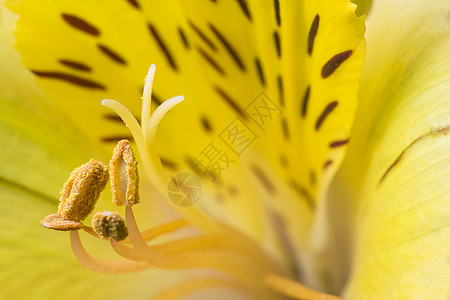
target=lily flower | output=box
[0,0,448,299]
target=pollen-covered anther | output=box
[57,159,109,221]
[40,213,83,231]
[92,211,128,242]
[110,139,140,206]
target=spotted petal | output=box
[324,0,449,297]
[7,0,365,263]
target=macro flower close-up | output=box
[0,0,449,299]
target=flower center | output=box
[41,65,343,300]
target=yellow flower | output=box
[0,0,448,299]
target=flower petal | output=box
[351,0,372,16]
[325,0,449,297]
[0,100,90,200]
[0,1,47,105]
[7,0,365,259]
[0,99,177,299]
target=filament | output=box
[264,273,344,300]
[81,224,100,238]
[110,240,142,261]
[137,219,189,242]
[70,230,151,274]
[110,219,190,261]
[125,205,277,292]
[150,276,262,300]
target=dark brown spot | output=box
[209,24,246,71]
[59,59,92,72]
[273,31,281,58]
[160,157,178,170]
[178,27,190,49]
[308,14,319,55]
[237,0,252,21]
[197,47,225,76]
[290,180,315,209]
[97,44,127,65]
[277,75,284,107]
[251,164,276,195]
[104,113,140,123]
[379,126,449,185]
[214,86,247,119]
[321,50,353,78]
[329,139,350,148]
[279,154,289,168]
[255,57,266,86]
[101,135,134,143]
[228,185,239,196]
[188,20,217,51]
[61,14,100,37]
[301,85,311,118]
[281,118,290,140]
[152,94,163,106]
[103,113,123,123]
[185,156,219,181]
[32,70,105,90]
[126,0,140,9]
[316,101,338,131]
[274,0,281,26]
[309,170,316,187]
[323,160,333,170]
[200,116,213,133]
[148,23,178,71]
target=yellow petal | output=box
[7,0,365,263]
[326,0,449,297]
[351,0,372,17]
[0,99,179,299]
[0,182,172,299]
[0,1,47,106]
[0,100,91,199]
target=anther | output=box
[110,139,140,206]
[41,213,83,231]
[57,159,109,220]
[41,159,109,231]
[92,211,128,242]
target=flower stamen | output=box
[151,276,263,300]
[130,219,189,242]
[110,219,190,261]
[42,64,346,299]
[110,139,139,206]
[102,71,223,234]
[57,159,108,221]
[92,211,128,242]
[70,230,151,274]
[41,159,108,231]
[124,205,280,294]
[264,273,345,300]
[41,214,83,231]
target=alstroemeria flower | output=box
[0,0,448,298]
